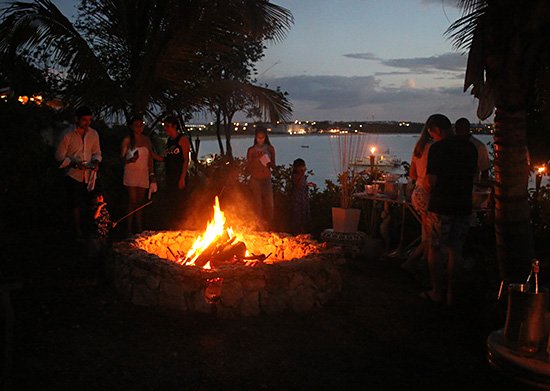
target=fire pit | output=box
[110,198,344,317]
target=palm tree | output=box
[447,0,550,281]
[0,0,293,123]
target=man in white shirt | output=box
[455,118,490,183]
[55,106,102,238]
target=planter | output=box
[332,207,361,233]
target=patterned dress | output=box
[93,204,112,238]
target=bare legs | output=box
[427,243,445,303]
[426,243,462,306]
[126,186,147,235]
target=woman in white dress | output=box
[121,117,157,235]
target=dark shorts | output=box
[64,176,89,209]
[428,212,470,249]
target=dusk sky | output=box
[54,0,480,122]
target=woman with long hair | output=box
[120,116,156,235]
[246,127,276,229]
[401,117,433,272]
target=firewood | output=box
[211,241,247,267]
[192,236,237,267]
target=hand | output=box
[178,176,186,190]
[307,182,316,187]
[92,160,99,171]
[112,222,117,228]
[98,202,107,209]
[148,182,158,199]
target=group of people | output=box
[404,114,490,306]
[55,107,313,247]
[55,108,191,243]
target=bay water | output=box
[196,133,544,189]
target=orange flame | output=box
[370,146,376,155]
[183,196,226,266]
[181,196,245,269]
[537,165,546,174]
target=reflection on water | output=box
[196,134,544,189]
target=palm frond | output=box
[0,0,112,82]
[445,3,487,51]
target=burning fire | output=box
[537,165,547,174]
[370,146,376,155]
[174,197,261,269]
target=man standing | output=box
[455,118,490,183]
[162,116,190,227]
[422,114,477,306]
[55,106,102,239]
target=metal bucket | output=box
[503,284,549,355]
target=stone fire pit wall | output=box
[110,231,345,317]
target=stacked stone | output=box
[110,231,345,318]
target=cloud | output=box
[420,0,459,7]
[342,52,380,61]
[381,52,466,72]
[265,75,380,110]
[343,51,466,74]
[259,74,477,121]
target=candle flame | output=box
[370,147,376,155]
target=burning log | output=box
[211,241,247,267]
[192,235,237,268]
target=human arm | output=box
[90,130,102,170]
[409,157,418,182]
[94,203,106,220]
[178,135,191,189]
[268,145,276,168]
[425,145,437,194]
[121,137,138,164]
[151,150,164,162]
[145,137,156,183]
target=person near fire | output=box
[291,158,314,234]
[247,127,276,229]
[422,114,478,307]
[163,116,191,226]
[120,116,159,235]
[55,106,102,240]
[89,190,115,281]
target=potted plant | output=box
[329,134,367,233]
[332,168,362,233]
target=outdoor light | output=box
[535,164,547,193]
[18,95,28,104]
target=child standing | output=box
[89,191,116,281]
[291,158,314,234]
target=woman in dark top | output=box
[162,116,190,226]
[246,127,276,229]
[163,117,189,190]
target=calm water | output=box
[196,133,543,188]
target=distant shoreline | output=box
[187,131,492,140]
